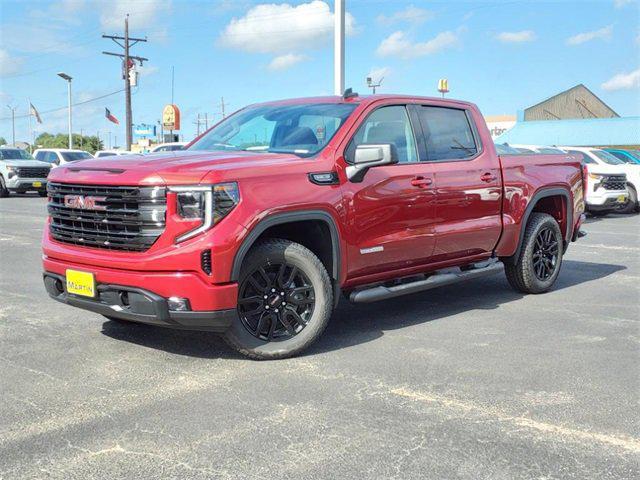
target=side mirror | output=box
[346,144,398,182]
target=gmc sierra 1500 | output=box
[43,94,585,359]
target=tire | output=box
[504,213,563,294]
[618,186,638,214]
[224,239,333,360]
[0,176,9,198]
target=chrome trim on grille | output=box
[47,182,167,252]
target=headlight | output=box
[588,173,603,180]
[171,183,239,243]
[6,166,16,178]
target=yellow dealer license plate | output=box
[32,181,42,188]
[66,269,95,297]
[617,195,627,203]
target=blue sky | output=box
[1,0,639,145]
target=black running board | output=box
[349,260,504,304]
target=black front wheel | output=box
[224,239,333,360]
[618,186,638,214]
[505,213,563,294]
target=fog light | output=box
[168,297,190,311]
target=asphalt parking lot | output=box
[0,195,638,480]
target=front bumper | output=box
[6,177,48,191]
[586,189,628,209]
[43,272,236,332]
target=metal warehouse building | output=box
[495,84,639,148]
[522,84,619,121]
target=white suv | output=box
[560,147,634,215]
[0,147,52,197]
[33,148,93,167]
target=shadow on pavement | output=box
[101,259,625,359]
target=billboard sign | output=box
[133,123,156,137]
[162,104,181,131]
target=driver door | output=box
[339,104,437,279]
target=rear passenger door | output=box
[413,105,502,262]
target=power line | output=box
[0,89,125,122]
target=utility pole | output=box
[220,97,226,118]
[334,0,345,95]
[204,112,208,130]
[6,105,16,146]
[103,14,148,151]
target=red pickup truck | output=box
[43,94,585,359]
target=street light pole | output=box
[57,72,73,148]
[334,0,345,95]
[6,105,16,146]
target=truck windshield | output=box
[188,103,357,157]
[61,151,93,162]
[593,150,625,165]
[0,149,35,161]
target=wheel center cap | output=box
[268,295,281,307]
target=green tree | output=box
[0,137,7,146]
[34,133,103,155]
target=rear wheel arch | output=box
[505,188,573,262]
[230,210,342,284]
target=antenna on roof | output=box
[343,88,358,99]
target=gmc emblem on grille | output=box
[64,195,107,211]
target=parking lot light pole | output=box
[57,72,73,148]
[6,105,16,146]
[334,0,345,96]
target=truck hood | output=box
[46,150,306,185]
[2,159,52,168]
[586,163,628,176]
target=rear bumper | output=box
[43,272,236,332]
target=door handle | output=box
[411,176,433,188]
[480,172,497,183]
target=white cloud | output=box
[376,31,458,59]
[100,0,172,30]
[367,66,390,84]
[614,0,634,8]
[377,5,433,25]
[566,25,613,45]
[0,49,24,77]
[267,53,309,71]
[138,64,159,77]
[495,30,536,43]
[601,68,640,91]
[218,1,356,54]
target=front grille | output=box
[47,182,167,252]
[18,167,50,178]
[603,175,627,191]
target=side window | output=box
[417,106,478,161]
[35,151,45,161]
[47,152,58,163]
[347,105,418,163]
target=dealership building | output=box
[493,84,640,148]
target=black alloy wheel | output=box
[532,227,559,281]
[238,262,315,341]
